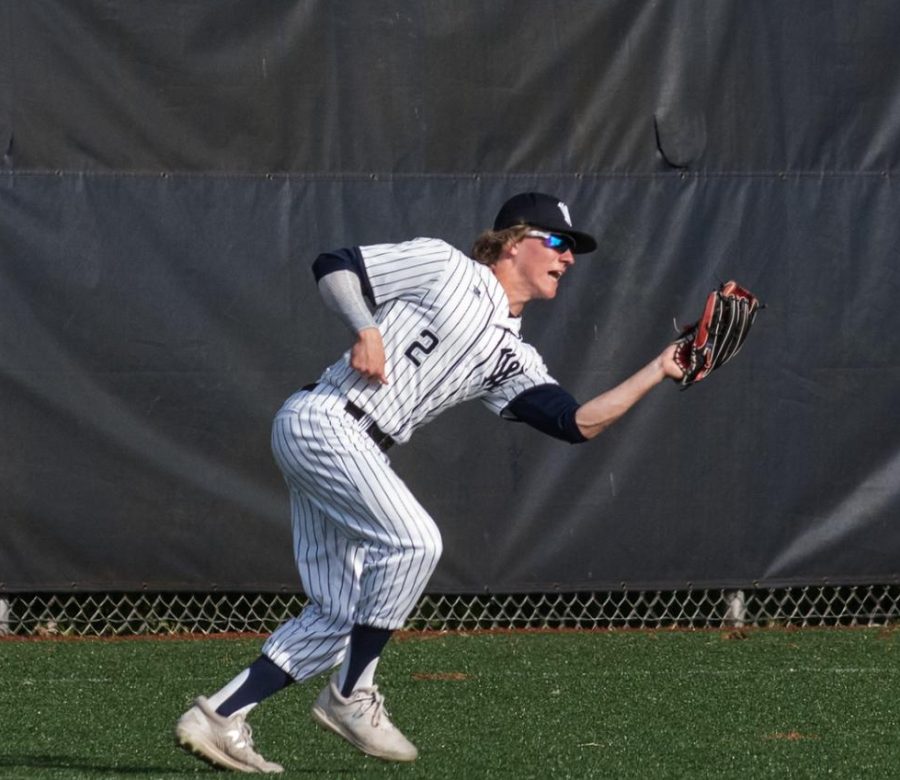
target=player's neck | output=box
[490,265,528,316]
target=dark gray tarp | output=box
[1,1,898,591]
[5,1,900,175]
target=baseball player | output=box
[175,192,685,773]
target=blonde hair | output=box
[471,225,531,266]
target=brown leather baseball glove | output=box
[673,281,762,387]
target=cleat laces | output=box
[226,716,257,753]
[349,688,389,728]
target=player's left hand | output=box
[659,343,685,382]
[350,327,389,384]
[672,280,762,388]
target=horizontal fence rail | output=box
[1,585,898,637]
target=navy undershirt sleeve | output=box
[312,247,375,305]
[502,384,587,444]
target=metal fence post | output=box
[0,597,10,636]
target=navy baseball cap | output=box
[493,192,597,254]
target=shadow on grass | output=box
[0,752,359,777]
[0,754,188,775]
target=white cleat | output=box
[175,696,284,774]
[311,674,418,762]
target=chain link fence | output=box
[1,584,898,637]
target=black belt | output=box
[301,383,395,452]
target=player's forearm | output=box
[575,354,669,440]
[317,269,377,334]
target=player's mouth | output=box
[548,270,563,281]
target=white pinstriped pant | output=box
[262,384,443,682]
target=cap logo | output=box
[557,201,572,227]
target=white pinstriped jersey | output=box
[317,237,558,444]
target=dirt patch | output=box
[411,672,472,681]
[764,731,817,741]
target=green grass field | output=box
[1,628,897,779]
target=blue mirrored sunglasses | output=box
[525,229,575,253]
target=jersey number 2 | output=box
[404,329,439,367]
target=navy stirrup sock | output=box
[340,624,394,697]
[216,655,294,717]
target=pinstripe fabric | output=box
[320,238,558,442]
[263,240,557,681]
[262,384,442,681]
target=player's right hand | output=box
[350,327,389,385]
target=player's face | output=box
[513,231,576,302]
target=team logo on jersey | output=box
[557,201,573,227]
[484,347,525,390]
